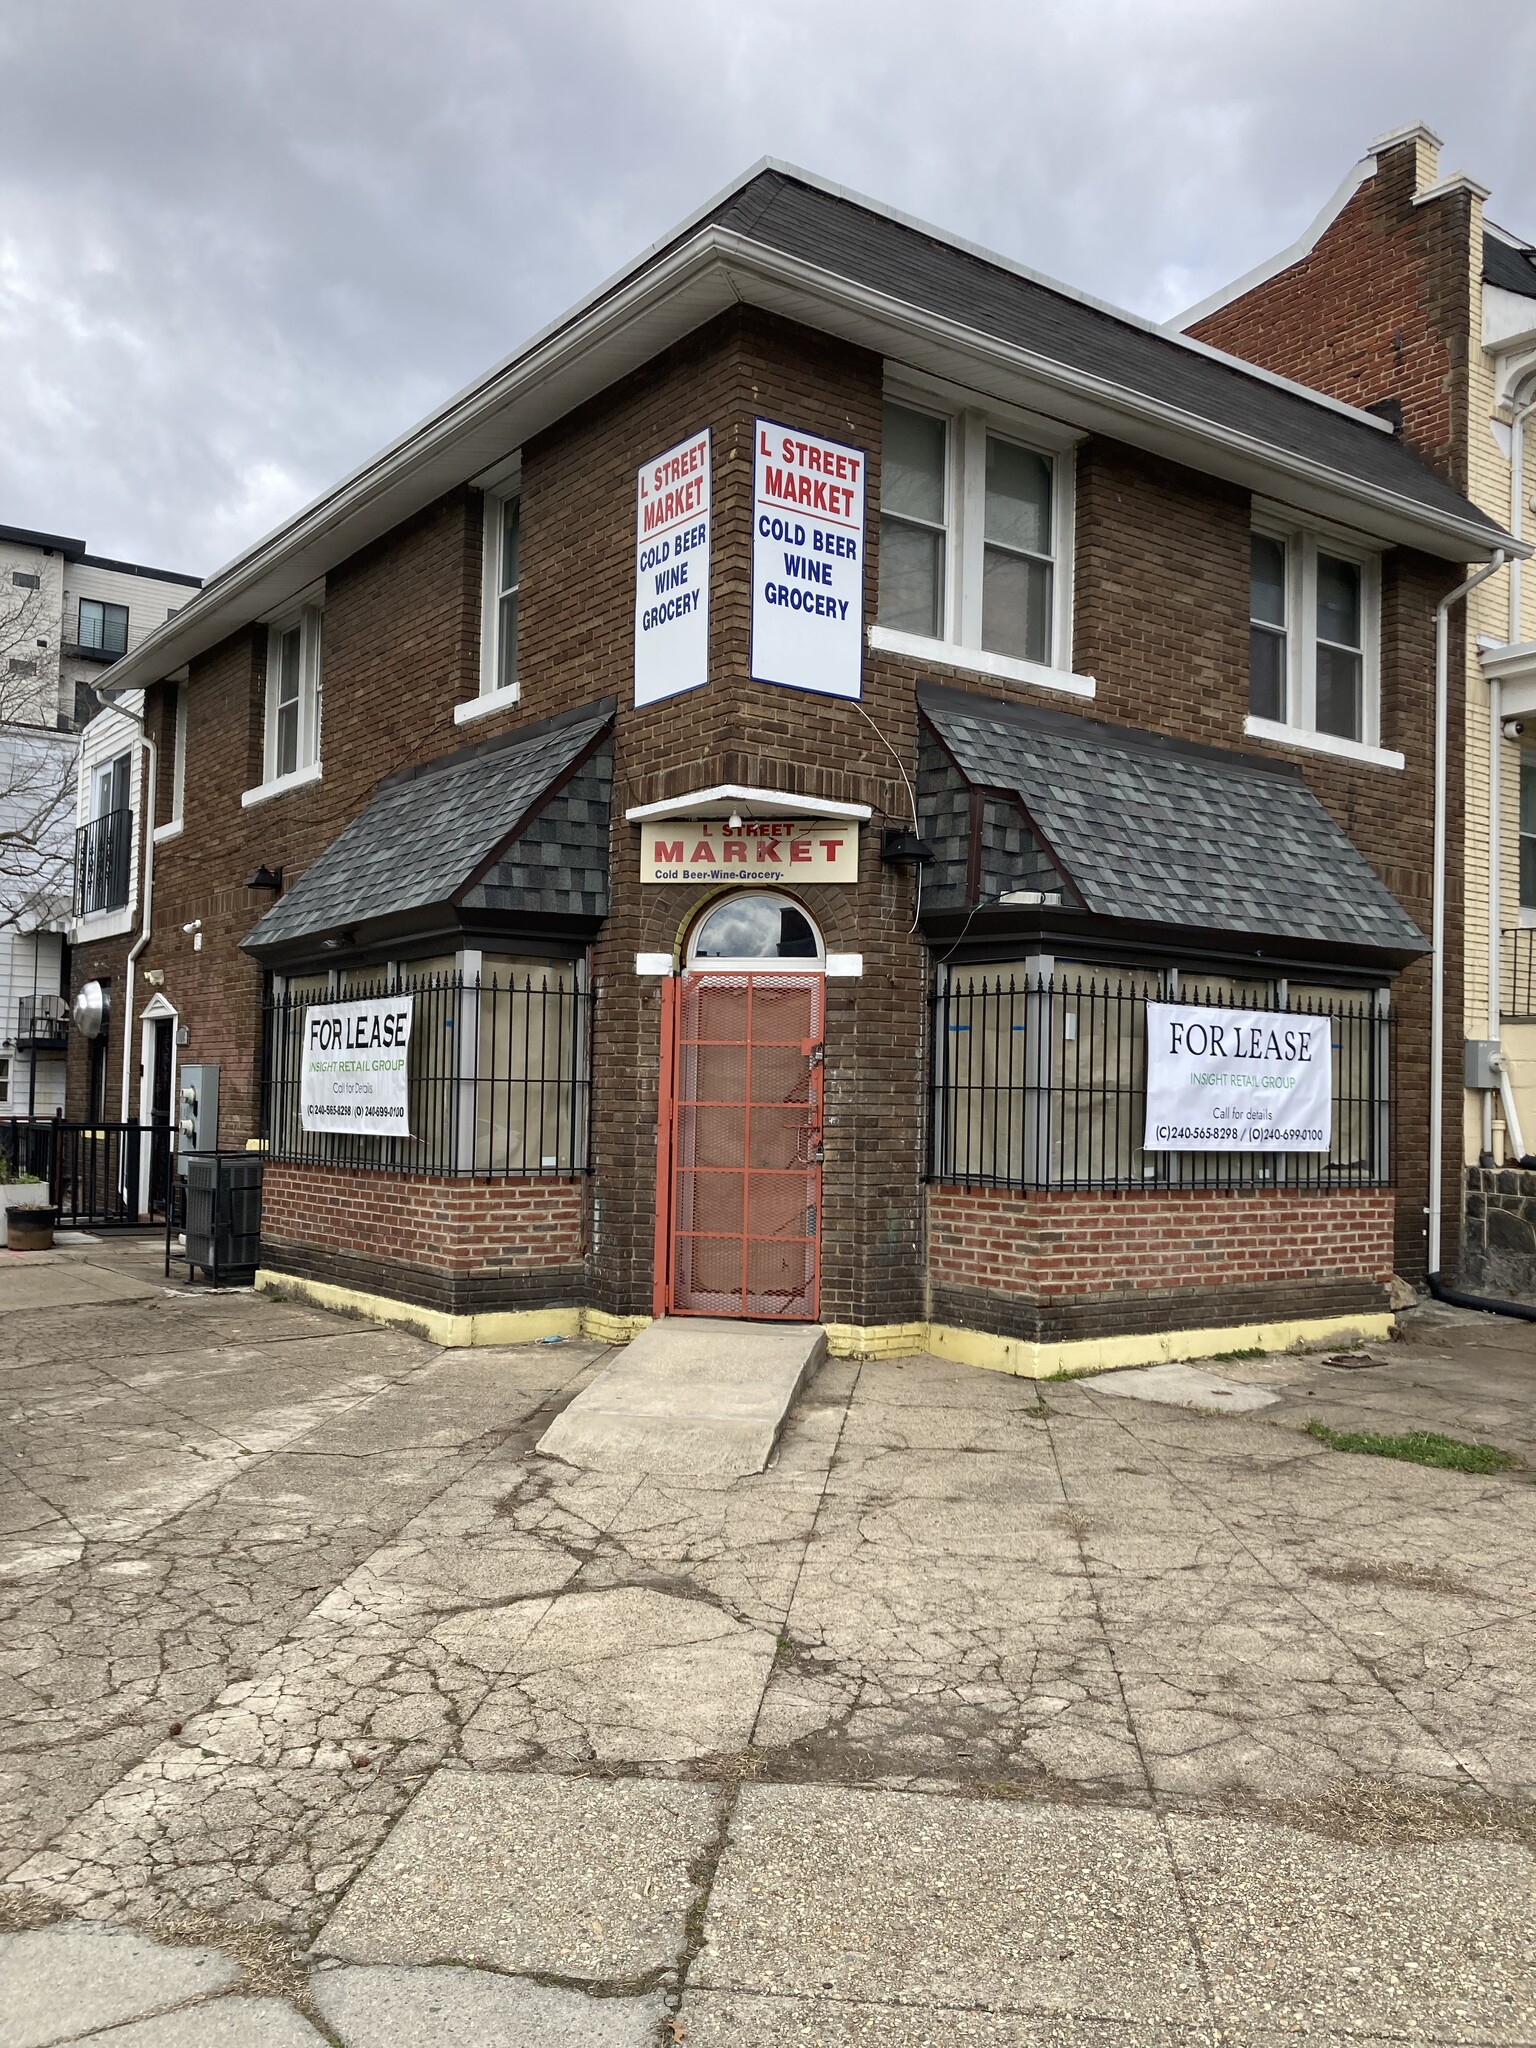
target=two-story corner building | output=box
[1173,121,1536,1299]
[0,524,200,1122]
[77,164,1516,1369]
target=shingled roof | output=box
[242,700,613,964]
[691,169,1504,543]
[919,682,1427,961]
[1485,229,1536,303]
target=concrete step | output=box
[537,1317,826,1482]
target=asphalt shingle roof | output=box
[243,703,612,956]
[1484,230,1536,302]
[919,681,1427,959]
[692,171,1504,541]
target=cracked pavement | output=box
[2,1239,1534,2043]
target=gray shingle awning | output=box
[242,699,613,965]
[918,682,1427,962]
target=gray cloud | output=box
[2,0,1531,574]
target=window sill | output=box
[73,906,135,942]
[1243,717,1404,772]
[454,684,520,727]
[241,761,322,809]
[152,819,183,845]
[868,625,1095,700]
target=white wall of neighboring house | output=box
[0,722,76,1120]
[0,537,66,729]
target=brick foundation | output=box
[926,1184,1395,1342]
[259,1161,588,1315]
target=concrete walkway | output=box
[2,1241,1534,2042]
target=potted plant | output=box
[0,1169,55,1251]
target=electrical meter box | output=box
[177,1063,219,1156]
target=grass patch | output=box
[1305,1420,1519,1475]
[1211,1345,1268,1363]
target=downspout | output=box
[1489,392,1536,1163]
[115,703,158,1124]
[1429,551,1505,1282]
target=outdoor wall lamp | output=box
[880,826,934,867]
[246,864,283,891]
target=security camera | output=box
[1502,718,1526,742]
[181,919,202,934]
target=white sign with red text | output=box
[634,428,710,706]
[750,419,865,699]
[642,819,859,886]
[1143,1004,1333,1153]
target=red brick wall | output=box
[927,1184,1395,1341]
[1186,136,1475,488]
[261,1162,585,1308]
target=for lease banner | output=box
[634,429,710,707]
[1143,1004,1332,1153]
[299,996,413,1136]
[643,818,859,885]
[750,419,865,699]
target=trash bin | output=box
[183,1152,264,1283]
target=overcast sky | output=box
[3,0,1532,577]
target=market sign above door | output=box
[750,419,866,700]
[643,819,859,885]
[299,995,414,1136]
[634,428,710,707]
[1143,1003,1332,1154]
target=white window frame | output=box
[154,679,189,843]
[0,1056,9,1106]
[1245,516,1397,770]
[459,459,523,725]
[871,377,1089,700]
[244,588,324,806]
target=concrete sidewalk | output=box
[1,1241,1534,2042]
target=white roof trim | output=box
[1367,119,1443,155]
[97,171,1520,702]
[1167,157,1376,333]
[626,784,872,822]
[1480,638,1536,682]
[1413,171,1491,208]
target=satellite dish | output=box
[73,981,109,1040]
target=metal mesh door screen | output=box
[671,971,823,1319]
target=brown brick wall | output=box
[1186,136,1474,488]
[927,1184,1395,1341]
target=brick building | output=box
[1173,121,1536,1297]
[74,164,1517,1368]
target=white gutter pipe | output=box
[1485,391,1535,1159]
[115,708,158,1125]
[1430,551,1506,1276]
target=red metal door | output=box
[668,971,823,1319]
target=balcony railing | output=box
[1503,929,1536,1021]
[16,995,68,1051]
[74,808,132,916]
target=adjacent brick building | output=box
[70,163,1517,1367]
[1175,119,1536,1295]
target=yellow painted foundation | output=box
[257,1270,1389,1376]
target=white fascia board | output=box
[626,784,872,821]
[1166,158,1377,334]
[102,206,1522,703]
[1480,638,1536,683]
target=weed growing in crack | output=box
[1305,1420,1520,1475]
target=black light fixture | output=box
[246,863,283,891]
[880,825,934,867]
[321,929,355,952]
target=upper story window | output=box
[264,608,323,784]
[79,598,129,656]
[874,398,1079,695]
[1520,759,1536,919]
[1247,526,1389,764]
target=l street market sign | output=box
[1143,1004,1333,1153]
[634,428,710,707]
[299,996,413,1136]
[750,419,866,699]
[643,819,859,885]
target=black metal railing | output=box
[929,974,1393,1192]
[0,1116,175,1226]
[74,808,132,915]
[1503,929,1536,1020]
[263,971,594,1176]
[16,994,68,1050]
